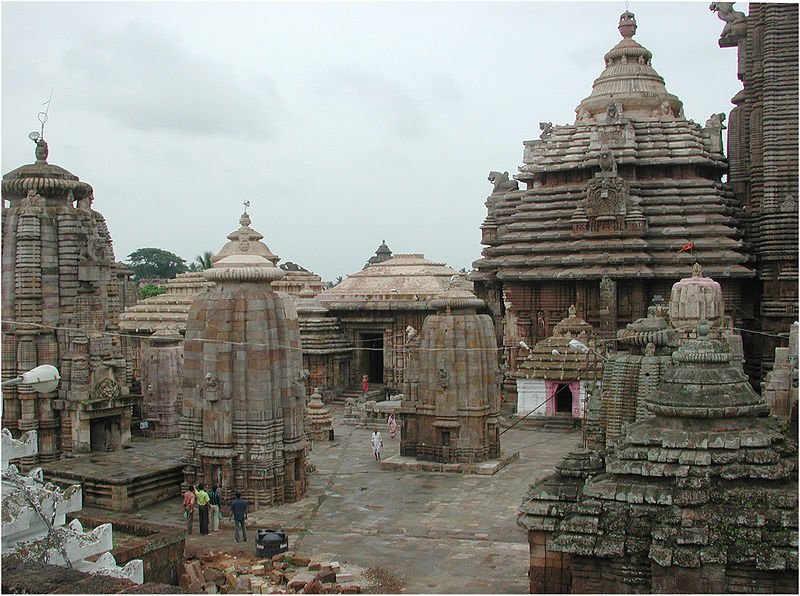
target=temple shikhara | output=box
[180,211,308,505]
[0,2,796,593]
[2,136,137,461]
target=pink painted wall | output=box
[544,380,581,417]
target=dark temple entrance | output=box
[555,384,573,414]
[360,332,384,383]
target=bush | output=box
[139,284,167,300]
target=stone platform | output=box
[41,437,184,512]
[380,450,519,475]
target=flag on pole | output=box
[678,242,694,253]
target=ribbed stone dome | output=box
[2,139,93,205]
[575,10,684,121]
[646,320,768,418]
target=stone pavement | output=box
[82,406,580,594]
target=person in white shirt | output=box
[371,430,383,460]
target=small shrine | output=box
[515,306,603,420]
[304,388,334,442]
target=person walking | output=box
[371,429,383,460]
[209,484,221,533]
[195,483,210,535]
[183,484,196,534]
[361,374,369,397]
[230,492,249,543]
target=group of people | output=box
[183,484,249,542]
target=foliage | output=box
[139,284,167,300]
[125,248,188,280]
[188,250,214,272]
[327,275,343,289]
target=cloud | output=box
[313,66,437,140]
[60,23,284,139]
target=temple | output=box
[320,246,463,391]
[714,2,799,382]
[180,211,308,505]
[396,274,502,464]
[473,10,753,406]
[518,266,798,593]
[2,136,137,461]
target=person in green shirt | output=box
[209,484,221,533]
[195,483,210,535]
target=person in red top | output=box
[183,484,196,534]
[361,374,369,397]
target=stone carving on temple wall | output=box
[650,99,675,118]
[538,122,553,140]
[488,171,519,194]
[709,2,747,44]
[605,101,623,121]
[597,145,617,175]
[588,121,635,149]
[21,190,44,208]
[204,372,219,402]
[92,377,121,401]
[780,194,798,213]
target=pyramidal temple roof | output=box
[473,10,752,282]
[320,253,462,310]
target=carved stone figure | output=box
[488,171,519,194]
[705,112,727,129]
[405,325,417,342]
[709,2,747,40]
[597,145,617,175]
[606,102,621,120]
[539,121,553,140]
[651,100,675,118]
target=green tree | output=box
[125,248,188,280]
[327,275,343,289]
[188,250,214,272]
[139,283,167,300]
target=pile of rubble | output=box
[180,550,365,594]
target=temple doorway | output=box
[90,416,121,451]
[555,384,573,414]
[360,332,384,383]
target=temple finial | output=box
[619,10,637,39]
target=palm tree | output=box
[189,250,214,272]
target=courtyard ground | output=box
[82,406,580,594]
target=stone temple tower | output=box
[399,275,501,463]
[2,136,136,462]
[181,211,307,506]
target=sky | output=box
[2,0,742,283]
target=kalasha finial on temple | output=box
[618,10,637,39]
[28,131,48,163]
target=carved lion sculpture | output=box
[488,171,519,194]
[709,3,747,39]
[598,145,617,175]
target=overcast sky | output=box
[2,1,742,282]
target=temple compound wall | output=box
[397,276,501,463]
[2,137,137,463]
[717,2,799,382]
[180,211,307,506]
[472,10,754,405]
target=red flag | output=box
[678,242,694,253]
